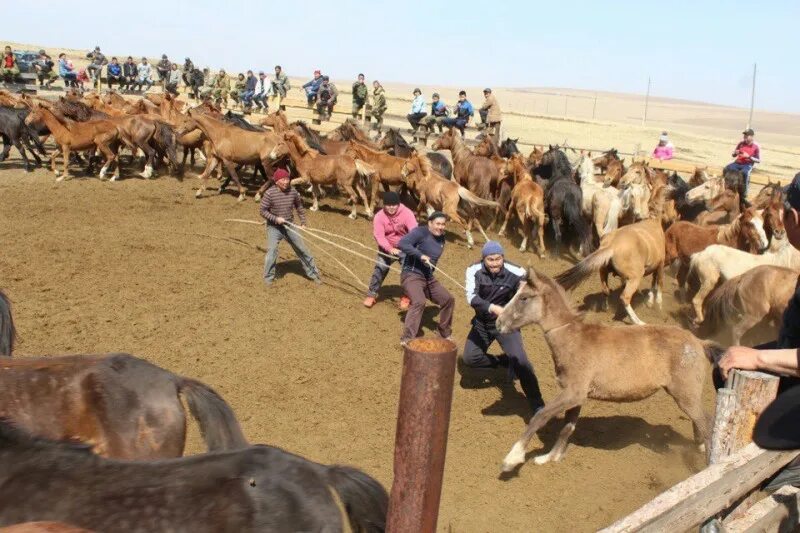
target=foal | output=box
[496,269,716,471]
[498,153,547,256]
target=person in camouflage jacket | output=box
[351,73,368,119]
[212,69,230,104]
[370,81,387,132]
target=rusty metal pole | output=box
[386,337,457,533]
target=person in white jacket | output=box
[135,57,153,92]
[253,71,269,112]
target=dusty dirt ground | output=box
[0,159,736,532]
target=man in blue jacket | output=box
[398,211,455,347]
[463,241,545,414]
[303,70,324,106]
[442,90,474,137]
[106,57,123,90]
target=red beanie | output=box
[273,168,290,181]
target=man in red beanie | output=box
[259,168,321,286]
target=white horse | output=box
[576,155,622,238]
[689,229,797,323]
[685,176,726,205]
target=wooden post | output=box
[592,93,598,120]
[386,338,457,533]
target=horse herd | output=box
[1,86,800,529]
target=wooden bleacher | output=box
[0,72,38,94]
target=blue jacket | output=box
[410,95,426,114]
[107,63,122,76]
[465,261,526,323]
[399,226,445,278]
[785,172,800,212]
[455,100,474,120]
[303,77,324,95]
[431,100,448,117]
[58,59,72,77]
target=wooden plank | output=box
[599,444,800,533]
[725,486,800,533]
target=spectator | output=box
[182,57,194,86]
[106,57,123,90]
[352,73,368,119]
[1,46,19,82]
[188,67,205,100]
[85,46,106,81]
[269,65,290,109]
[478,88,502,139]
[253,71,269,112]
[75,67,90,92]
[199,68,215,100]
[241,70,257,111]
[316,76,338,120]
[57,53,78,87]
[230,73,246,106]
[652,132,674,161]
[165,63,181,96]
[135,57,154,92]
[725,128,761,199]
[442,91,474,136]
[370,80,387,133]
[212,69,230,103]
[303,70,324,106]
[420,93,449,133]
[33,50,58,89]
[407,88,427,133]
[156,54,171,85]
[122,56,138,92]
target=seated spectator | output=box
[253,71,269,112]
[135,57,154,92]
[303,70,323,106]
[421,93,449,133]
[165,63,181,96]
[441,90,474,136]
[106,57,123,90]
[230,73,246,106]
[725,129,761,199]
[156,54,171,85]
[122,56,138,92]
[1,46,19,82]
[652,132,674,161]
[33,50,58,88]
[316,76,338,120]
[58,53,78,87]
[85,46,106,81]
[189,67,206,100]
[269,65,290,109]
[406,88,427,133]
[182,57,194,86]
[478,88,502,139]
[75,67,90,92]
[241,70,257,111]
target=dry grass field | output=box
[1,41,798,531]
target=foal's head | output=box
[497,268,575,334]
[686,176,725,205]
[400,150,430,187]
[737,208,770,253]
[431,128,457,151]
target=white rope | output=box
[283,225,368,289]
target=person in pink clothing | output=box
[363,191,418,309]
[652,132,674,160]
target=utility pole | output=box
[747,63,757,129]
[642,76,651,126]
[592,92,598,120]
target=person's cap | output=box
[427,210,447,221]
[273,168,290,181]
[38,49,46,55]
[383,191,400,206]
[753,385,800,450]
[432,92,440,98]
[314,69,321,75]
[413,88,421,95]
[322,75,329,81]
[482,240,504,258]
[162,54,168,59]
[743,128,755,136]
[483,88,492,93]
[659,134,669,142]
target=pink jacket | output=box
[652,143,674,160]
[373,204,418,251]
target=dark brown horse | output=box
[0,290,14,357]
[0,352,247,460]
[376,128,453,178]
[0,420,388,532]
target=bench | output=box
[0,72,38,94]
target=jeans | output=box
[263,225,320,283]
[442,117,468,135]
[725,162,754,198]
[366,251,400,297]
[407,112,427,131]
[462,320,545,412]
[400,272,455,342]
[136,79,153,91]
[240,90,255,106]
[253,93,268,108]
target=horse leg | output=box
[342,183,359,219]
[731,314,761,347]
[676,261,690,301]
[691,269,719,325]
[60,146,72,181]
[11,136,33,172]
[138,143,156,179]
[599,266,611,311]
[551,217,562,257]
[497,199,515,237]
[664,374,710,450]
[536,212,546,258]
[647,264,664,310]
[353,178,374,219]
[516,218,529,253]
[473,216,491,243]
[620,275,645,325]
[311,183,321,211]
[223,161,246,202]
[196,156,219,198]
[534,406,583,464]
[502,389,586,472]
[97,140,119,181]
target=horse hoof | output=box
[533,454,551,465]
[55,176,65,183]
[110,176,117,182]
[348,213,357,220]
[254,194,261,202]
[237,194,246,202]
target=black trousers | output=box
[462,319,544,412]
[407,112,427,131]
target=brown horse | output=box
[401,150,499,247]
[259,109,290,132]
[432,127,500,201]
[24,103,121,181]
[0,352,246,459]
[344,140,407,193]
[556,217,666,325]
[753,180,783,209]
[694,190,740,226]
[159,96,209,172]
[496,269,717,471]
[527,145,544,169]
[664,209,769,297]
[472,135,506,173]
[328,120,381,150]
[269,130,377,219]
[0,420,388,532]
[291,121,348,155]
[592,148,621,173]
[705,265,799,345]
[0,290,14,357]
[0,523,93,533]
[498,153,547,256]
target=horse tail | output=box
[457,186,500,209]
[603,195,621,235]
[326,465,389,532]
[555,244,614,290]
[704,274,745,331]
[0,290,15,357]
[154,120,178,170]
[176,377,248,451]
[563,191,594,253]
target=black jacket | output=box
[465,260,526,323]
[123,63,138,77]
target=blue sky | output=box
[7,0,799,112]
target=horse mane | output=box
[54,98,100,122]
[543,147,573,181]
[411,150,432,176]
[388,128,411,149]
[0,418,95,456]
[534,270,581,319]
[717,217,743,242]
[286,131,319,157]
[290,121,327,154]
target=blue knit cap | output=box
[482,241,504,258]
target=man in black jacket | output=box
[463,241,545,414]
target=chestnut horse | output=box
[376,128,453,178]
[496,269,718,471]
[344,140,407,193]
[498,153,547,256]
[694,190,740,226]
[432,127,500,201]
[0,420,387,532]
[269,130,377,219]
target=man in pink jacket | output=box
[364,191,418,309]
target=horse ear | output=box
[526,267,539,286]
